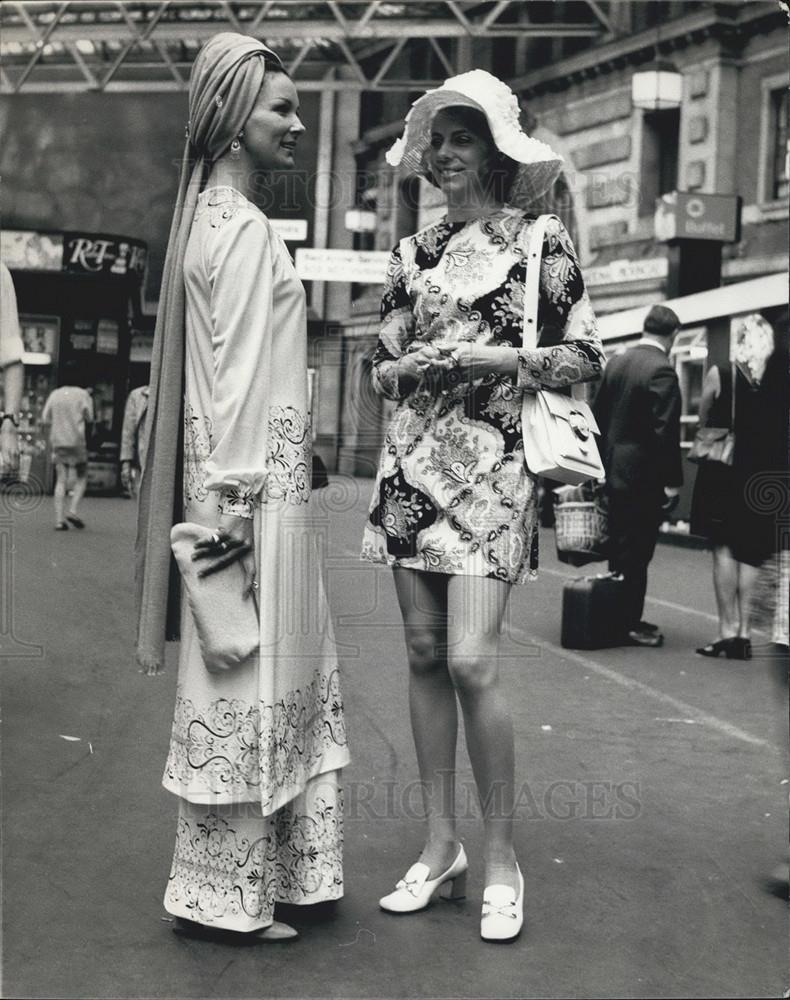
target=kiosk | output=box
[0,229,147,493]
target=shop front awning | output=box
[597,272,789,342]
[0,0,611,93]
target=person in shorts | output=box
[41,361,93,530]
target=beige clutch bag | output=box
[170,522,258,674]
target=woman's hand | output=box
[120,460,137,497]
[397,345,455,392]
[399,345,455,380]
[191,512,256,594]
[450,344,517,381]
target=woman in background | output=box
[692,313,789,659]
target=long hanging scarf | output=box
[135,32,283,673]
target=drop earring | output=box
[230,132,243,159]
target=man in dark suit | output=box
[594,304,683,647]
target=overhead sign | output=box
[64,233,147,276]
[586,257,668,287]
[654,191,742,243]
[269,218,308,242]
[2,229,148,278]
[1,231,63,271]
[295,248,390,284]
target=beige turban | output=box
[136,33,283,674]
[188,32,283,161]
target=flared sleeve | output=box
[516,216,604,391]
[371,245,415,401]
[0,263,24,370]
[204,211,274,518]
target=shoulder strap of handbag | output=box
[716,363,736,429]
[523,213,583,401]
[730,361,736,430]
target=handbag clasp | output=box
[569,410,591,441]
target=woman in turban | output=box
[361,70,603,942]
[136,32,350,942]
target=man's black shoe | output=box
[638,620,659,633]
[627,628,664,648]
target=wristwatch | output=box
[0,413,19,428]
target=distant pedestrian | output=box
[691,313,789,659]
[0,261,24,475]
[593,304,683,647]
[135,33,349,943]
[41,361,93,530]
[119,383,149,498]
[361,69,603,942]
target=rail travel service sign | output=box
[295,248,390,284]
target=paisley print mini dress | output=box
[361,207,604,584]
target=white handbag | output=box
[170,522,259,673]
[520,214,604,485]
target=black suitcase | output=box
[561,574,627,649]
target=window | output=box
[670,327,707,446]
[759,78,789,205]
[769,87,789,201]
[638,109,680,216]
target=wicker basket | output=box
[554,485,609,566]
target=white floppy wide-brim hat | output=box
[386,69,564,206]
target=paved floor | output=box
[1,482,786,999]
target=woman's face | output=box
[243,71,305,170]
[427,109,496,200]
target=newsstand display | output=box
[0,229,148,493]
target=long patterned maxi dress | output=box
[361,208,604,582]
[162,186,350,931]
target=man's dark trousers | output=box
[593,341,683,634]
[607,486,664,630]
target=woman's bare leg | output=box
[446,575,517,891]
[712,545,740,639]
[736,559,761,639]
[392,567,459,876]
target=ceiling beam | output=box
[584,0,613,35]
[0,0,609,94]
[370,35,406,86]
[0,77,466,93]
[11,0,69,92]
[98,1,171,89]
[0,19,603,44]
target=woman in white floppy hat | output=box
[361,70,604,942]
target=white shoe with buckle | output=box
[379,844,468,914]
[480,864,524,942]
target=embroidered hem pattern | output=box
[164,772,344,931]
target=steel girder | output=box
[0,1,612,93]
